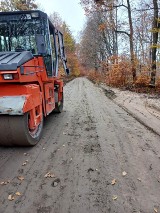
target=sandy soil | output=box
[101,84,160,136]
[0,77,160,213]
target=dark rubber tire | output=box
[0,113,43,146]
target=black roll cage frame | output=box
[0,10,69,77]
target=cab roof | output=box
[0,10,59,34]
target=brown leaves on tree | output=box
[0,0,38,12]
[98,23,106,31]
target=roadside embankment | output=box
[101,84,160,136]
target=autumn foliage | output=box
[106,57,132,87]
[85,55,159,92]
[62,24,80,77]
[80,0,160,93]
[0,0,38,11]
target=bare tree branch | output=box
[116,30,130,37]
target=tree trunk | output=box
[127,0,136,81]
[150,0,158,85]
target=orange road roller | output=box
[0,10,69,146]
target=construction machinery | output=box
[0,10,69,146]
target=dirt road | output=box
[0,78,160,213]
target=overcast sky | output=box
[36,0,86,39]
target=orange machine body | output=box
[0,56,63,130]
[0,10,69,145]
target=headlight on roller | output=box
[3,74,14,80]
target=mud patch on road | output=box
[84,143,101,154]
[103,88,117,99]
[37,206,52,213]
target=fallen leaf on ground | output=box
[17,176,24,181]
[112,195,118,200]
[1,180,10,185]
[15,192,21,196]
[1,181,7,185]
[111,179,116,185]
[44,172,55,178]
[154,208,158,213]
[8,195,15,201]
[44,172,50,178]
[122,171,127,176]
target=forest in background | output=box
[79,0,160,91]
[0,0,160,91]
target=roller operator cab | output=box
[0,10,69,146]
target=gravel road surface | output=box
[0,77,160,213]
